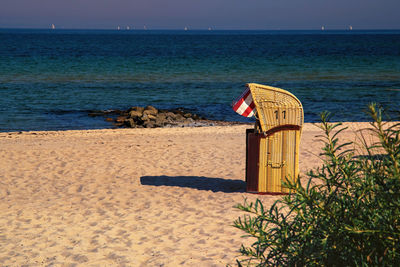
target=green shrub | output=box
[233,104,400,266]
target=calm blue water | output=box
[0,29,399,131]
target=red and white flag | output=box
[232,87,255,117]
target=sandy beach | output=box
[0,122,375,266]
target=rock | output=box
[165,117,176,125]
[143,121,155,128]
[144,106,158,116]
[136,117,145,126]
[175,114,185,121]
[125,118,136,128]
[90,104,230,129]
[185,118,194,124]
[143,109,158,117]
[129,110,143,119]
[155,116,167,126]
[116,116,126,123]
[165,112,176,120]
[147,114,157,121]
[142,114,150,121]
[129,106,145,113]
[173,108,184,115]
[145,105,158,112]
[157,113,167,120]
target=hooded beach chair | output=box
[233,83,303,193]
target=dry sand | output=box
[0,122,374,266]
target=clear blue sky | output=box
[1,0,399,30]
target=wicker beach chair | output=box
[245,83,303,194]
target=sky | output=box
[1,0,399,30]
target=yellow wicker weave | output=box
[246,83,303,194]
[247,83,303,134]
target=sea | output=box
[0,29,399,132]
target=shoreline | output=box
[0,120,386,135]
[0,122,389,266]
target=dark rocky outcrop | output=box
[88,106,244,128]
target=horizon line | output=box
[1,27,400,31]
